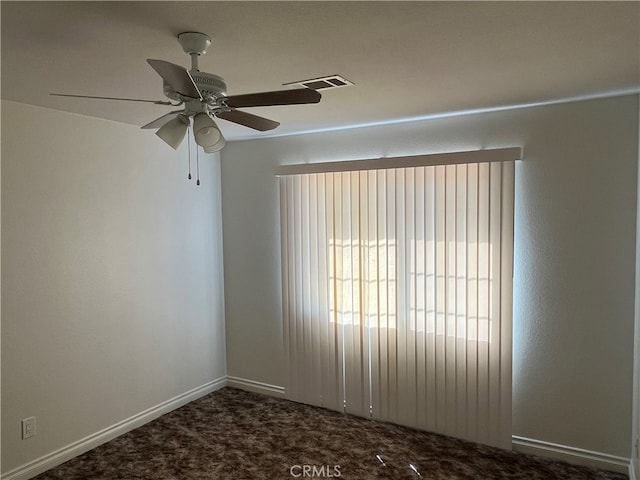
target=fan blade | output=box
[223,88,321,108]
[141,110,184,130]
[147,59,201,100]
[50,93,174,105]
[216,109,280,132]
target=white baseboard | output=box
[1,377,227,480]
[512,435,630,475]
[630,460,637,480]
[226,375,285,398]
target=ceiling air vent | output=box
[284,75,354,91]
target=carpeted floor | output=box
[34,387,627,480]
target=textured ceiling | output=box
[1,1,639,141]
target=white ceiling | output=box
[2,1,639,141]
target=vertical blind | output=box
[279,151,516,449]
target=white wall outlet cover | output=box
[21,417,36,439]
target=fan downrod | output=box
[178,32,212,72]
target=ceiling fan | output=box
[51,32,322,153]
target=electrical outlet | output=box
[21,417,36,439]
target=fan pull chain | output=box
[196,145,200,186]
[187,126,192,180]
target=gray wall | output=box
[221,95,638,458]
[632,107,640,476]
[1,101,227,474]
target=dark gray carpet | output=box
[34,387,627,479]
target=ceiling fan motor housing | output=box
[191,72,227,98]
[163,72,227,104]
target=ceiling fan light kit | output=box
[50,31,322,184]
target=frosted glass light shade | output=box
[203,135,226,153]
[155,115,189,150]
[193,113,225,152]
